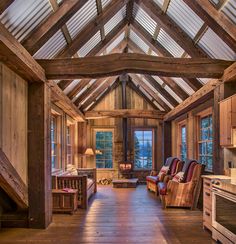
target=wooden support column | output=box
[163,121,172,163]
[121,74,128,162]
[28,82,52,229]
[78,122,87,168]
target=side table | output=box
[52,189,78,214]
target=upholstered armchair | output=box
[146,157,183,194]
[158,160,204,209]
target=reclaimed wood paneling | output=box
[0,63,28,184]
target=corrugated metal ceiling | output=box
[221,0,236,24]
[133,3,157,36]
[104,5,126,36]
[198,28,236,60]
[166,0,204,39]
[106,32,125,53]
[66,0,97,40]
[130,29,150,54]
[0,0,53,42]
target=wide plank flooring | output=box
[0,185,214,243]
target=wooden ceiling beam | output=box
[22,0,89,55]
[80,77,117,111]
[164,79,219,121]
[130,21,203,91]
[87,80,120,111]
[58,0,129,58]
[222,62,236,83]
[0,0,14,14]
[85,109,165,119]
[136,0,208,58]
[130,74,171,111]
[37,53,233,80]
[127,40,187,102]
[49,80,85,121]
[183,0,236,52]
[0,23,46,82]
[127,79,161,111]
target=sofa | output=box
[52,167,97,209]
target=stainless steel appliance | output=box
[212,179,236,243]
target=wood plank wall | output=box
[85,85,163,182]
[0,63,28,184]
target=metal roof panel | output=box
[0,0,53,42]
[106,32,125,53]
[130,29,150,54]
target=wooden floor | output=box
[0,185,214,244]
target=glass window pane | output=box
[144,131,152,141]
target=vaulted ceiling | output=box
[0,0,235,113]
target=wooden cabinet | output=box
[52,189,78,214]
[220,95,236,147]
[203,178,212,231]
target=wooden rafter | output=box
[85,109,165,119]
[130,21,203,91]
[164,79,219,121]
[74,78,107,106]
[143,75,179,107]
[0,0,14,14]
[127,79,160,110]
[88,80,120,111]
[87,20,127,56]
[183,0,236,53]
[136,0,208,58]
[48,0,79,58]
[0,23,45,82]
[126,0,134,24]
[37,53,233,80]
[67,79,91,100]
[80,77,118,111]
[130,74,171,111]
[22,0,89,55]
[58,80,73,90]
[96,0,106,41]
[58,0,129,58]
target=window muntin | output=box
[51,116,57,169]
[95,131,113,168]
[198,115,213,171]
[66,125,72,165]
[180,125,187,162]
[134,130,153,169]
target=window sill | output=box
[97,168,115,171]
[133,169,152,171]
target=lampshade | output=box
[84,148,94,156]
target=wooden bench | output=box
[52,168,97,209]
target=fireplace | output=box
[118,161,133,179]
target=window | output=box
[179,124,187,162]
[198,114,213,171]
[134,130,153,169]
[51,116,57,169]
[66,125,72,165]
[95,131,113,168]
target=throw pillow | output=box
[158,166,169,178]
[172,172,185,183]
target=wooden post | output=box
[120,74,128,162]
[78,122,87,168]
[28,82,52,229]
[163,121,172,162]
